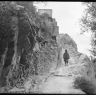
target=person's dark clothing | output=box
[63,50,70,66]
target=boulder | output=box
[57,33,78,51]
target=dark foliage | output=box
[74,76,96,94]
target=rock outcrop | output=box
[57,33,79,65]
[57,33,95,79]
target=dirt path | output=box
[8,64,86,94]
[40,65,85,94]
[41,76,85,94]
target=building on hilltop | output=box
[38,9,52,17]
[38,8,59,38]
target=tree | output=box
[81,2,96,57]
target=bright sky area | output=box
[34,2,92,56]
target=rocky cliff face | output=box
[0,2,59,90]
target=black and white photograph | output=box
[0,1,95,94]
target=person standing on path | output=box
[63,49,70,66]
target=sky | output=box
[34,2,92,56]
